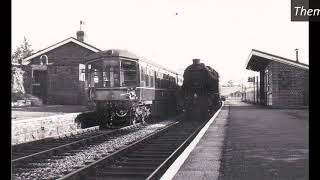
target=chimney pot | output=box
[76,30,84,42]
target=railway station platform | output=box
[165,98,309,180]
[11,105,90,145]
[11,105,89,121]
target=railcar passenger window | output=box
[141,68,144,81]
[149,69,154,87]
[150,75,154,87]
[145,74,149,87]
[155,77,160,88]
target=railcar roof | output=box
[85,49,182,76]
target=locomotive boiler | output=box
[178,59,221,121]
[84,49,183,128]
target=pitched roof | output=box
[246,49,309,71]
[23,37,101,63]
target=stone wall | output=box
[12,113,81,145]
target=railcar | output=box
[178,59,221,121]
[84,49,183,128]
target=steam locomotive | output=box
[177,59,221,121]
[84,49,183,128]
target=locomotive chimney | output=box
[193,59,200,64]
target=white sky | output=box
[12,0,308,85]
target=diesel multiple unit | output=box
[84,49,183,127]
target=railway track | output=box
[12,122,146,168]
[11,120,178,180]
[58,119,211,180]
[12,126,101,160]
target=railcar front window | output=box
[86,61,102,87]
[102,60,120,87]
[121,60,137,87]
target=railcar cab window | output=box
[120,60,137,87]
[102,59,120,87]
[86,62,101,87]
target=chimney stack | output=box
[76,30,84,42]
[193,59,200,64]
[295,48,299,62]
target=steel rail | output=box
[146,121,210,179]
[12,122,145,165]
[57,121,180,180]
[147,102,224,179]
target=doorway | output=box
[32,70,47,104]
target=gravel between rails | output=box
[12,120,175,180]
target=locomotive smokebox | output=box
[193,59,200,64]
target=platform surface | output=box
[173,98,309,180]
[11,105,89,121]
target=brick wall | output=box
[47,64,85,105]
[28,42,96,105]
[268,62,308,108]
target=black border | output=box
[8,1,314,179]
[309,0,319,178]
[6,0,12,179]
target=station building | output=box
[245,49,309,108]
[21,31,101,105]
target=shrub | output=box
[11,93,43,106]
[11,92,25,102]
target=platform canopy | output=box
[246,49,309,72]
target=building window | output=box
[79,64,85,81]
